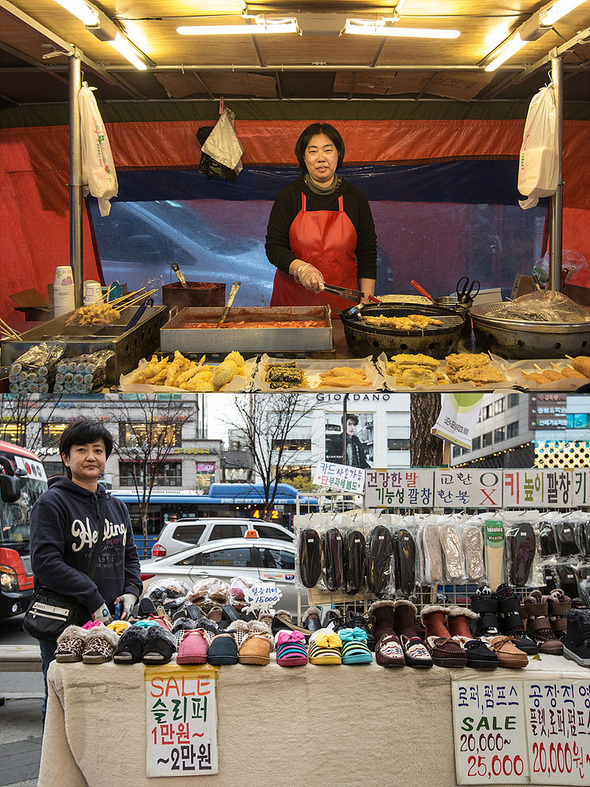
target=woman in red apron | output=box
[266,123,377,314]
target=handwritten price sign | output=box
[453,678,590,785]
[245,582,282,607]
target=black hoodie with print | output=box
[30,476,142,615]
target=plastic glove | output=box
[92,602,113,625]
[116,592,138,620]
[293,262,325,293]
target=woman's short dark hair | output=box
[342,413,359,427]
[59,420,113,464]
[295,123,345,171]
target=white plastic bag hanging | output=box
[201,108,243,174]
[78,82,118,216]
[517,83,558,210]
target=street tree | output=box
[410,392,443,467]
[0,394,63,451]
[226,393,319,519]
[108,394,194,556]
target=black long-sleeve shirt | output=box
[265,175,377,280]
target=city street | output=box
[0,615,44,787]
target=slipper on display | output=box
[507,523,536,586]
[207,633,239,665]
[307,628,342,665]
[339,627,373,665]
[238,623,274,666]
[176,630,209,665]
[113,625,149,664]
[367,525,393,598]
[276,630,308,667]
[322,527,344,592]
[298,528,322,588]
[394,528,416,597]
[344,529,366,596]
[142,625,177,665]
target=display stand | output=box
[39,655,588,787]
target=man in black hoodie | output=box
[30,419,142,718]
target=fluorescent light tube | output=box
[484,34,528,71]
[344,19,460,38]
[540,0,587,26]
[109,32,148,70]
[53,0,98,27]
[177,19,298,35]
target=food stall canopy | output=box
[1,1,589,324]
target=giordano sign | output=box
[316,393,391,403]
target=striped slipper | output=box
[308,628,342,665]
[339,627,373,665]
[276,630,308,667]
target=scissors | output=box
[456,276,480,304]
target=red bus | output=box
[0,441,47,619]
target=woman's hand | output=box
[290,260,325,293]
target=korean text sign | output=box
[313,461,365,494]
[365,469,434,508]
[146,665,219,777]
[452,676,590,784]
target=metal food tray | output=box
[160,306,333,353]
[0,306,168,385]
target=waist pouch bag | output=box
[22,587,88,641]
[344,529,366,596]
[23,496,106,640]
[322,527,344,592]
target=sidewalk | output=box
[0,672,44,787]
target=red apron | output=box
[270,193,359,314]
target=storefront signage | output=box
[435,469,503,509]
[529,394,568,430]
[365,469,434,508]
[572,469,590,506]
[503,469,572,508]
[431,393,483,450]
[313,461,365,494]
[453,677,590,785]
[145,665,219,777]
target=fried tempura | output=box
[389,353,439,370]
[572,356,590,378]
[455,367,506,386]
[129,351,246,391]
[362,314,444,331]
[400,366,439,388]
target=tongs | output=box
[216,281,241,327]
[323,282,381,304]
[171,262,188,288]
[123,297,154,331]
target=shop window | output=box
[567,412,589,429]
[119,422,181,449]
[387,438,411,451]
[507,421,520,439]
[483,432,493,447]
[119,461,182,487]
[494,427,505,443]
[41,423,70,448]
[0,422,26,445]
[272,439,311,451]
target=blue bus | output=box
[111,482,318,552]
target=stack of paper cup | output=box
[54,265,75,318]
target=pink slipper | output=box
[276,630,308,667]
[176,629,209,665]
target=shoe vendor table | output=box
[40,655,589,787]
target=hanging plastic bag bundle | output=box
[201,108,244,175]
[79,82,118,216]
[517,83,558,210]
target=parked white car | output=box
[141,537,303,614]
[150,517,295,559]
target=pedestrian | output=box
[29,419,142,721]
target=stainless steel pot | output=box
[340,302,465,358]
[470,304,590,359]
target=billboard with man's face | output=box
[324,412,373,469]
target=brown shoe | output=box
[487,636,528,669]
[547,589,571,642]
[375,633,405,668]
[426,636,467,667]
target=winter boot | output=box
[393,599,423,639]
[447,607,498,670]
[421,605,466,667]
[547,589,571,642]
[522,590,563,654]
[367,600,396,640]
[469,588,500,637]
[563,608,590,667]
[495,583,538,655]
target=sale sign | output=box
[146,665,219,777]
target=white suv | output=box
[151,517,295,558]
